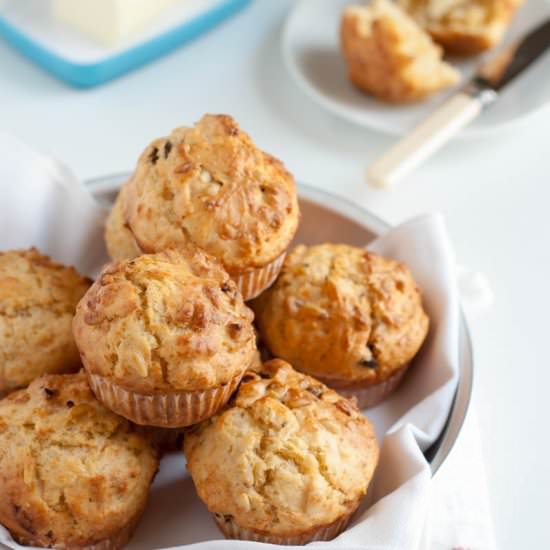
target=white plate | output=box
[282,0,550,137]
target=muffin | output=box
[0,372,159,549]
[104,114,300,300]
[0,248,91,397]
[73,246,256,427]
[104,182,142,262]
[252,244,429,408]
[340,0,460,103]
[185,359,379,545]
[398,0,524,55]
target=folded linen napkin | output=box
[427,406,496,550]
[0,133,108,276]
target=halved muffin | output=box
[398,0,524,55]
[341,0,460,102]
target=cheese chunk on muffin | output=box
[252,244,429,408]
[0,372,159,549]
[105,114,300,300]
[185,359,379,545]
[341,0,460,103]
[0,248,91,396]
[73,246,256,427]
[398,0,524,55]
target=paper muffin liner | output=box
[321,363,410,410]
[87,372,243,428]
[9,500,144,550]
[213,510,352,545]
[77,512,140,550]
[235,252,286,301]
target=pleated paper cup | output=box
[214,510,352,545]
[12,498,145,550]
[87,372,243,428]
[77,512,141,550]
[321,363,410,410]
[234,252,286,301]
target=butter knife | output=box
[368,18,550,187]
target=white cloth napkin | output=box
[0,135,492,550]
[0,133,108,276]
[426,406,496,550]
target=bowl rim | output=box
[85,173,473,476]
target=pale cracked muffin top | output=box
[0,372,159,548]
[73,246,256,394]
[119,114,299,274]
[184,359,379,537]
[252,244,429,387]
[340,0,460,103]
[0,248,91,396]
[104,182,142,262]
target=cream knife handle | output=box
[368,92,484,187]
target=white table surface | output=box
[0,1,548,548]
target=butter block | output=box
[52,0,179,47]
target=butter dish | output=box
[0,0,250,88]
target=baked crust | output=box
[73,246,256,394]
[340,0,460,103]
[398,0,524,55]
[0,372,158,548]
[185,359,379,538]
[115,114,299,274]
[104,183,142,262]
[0,248,91,396]
[214,508,352,544]
[251,244,429,387]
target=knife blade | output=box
[474,19,550,93]
[368,18,550,188]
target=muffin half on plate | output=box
[340,0,460,102]
[398,0,524,55]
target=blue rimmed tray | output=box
[0,0,251,88]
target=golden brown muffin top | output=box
[123,114,300,274]
[0,249,91,394]
[252,244,429,386]
[185,359,379,536]
[0,372,158,548]
[0,248,91,318]
[73,246,256,393]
